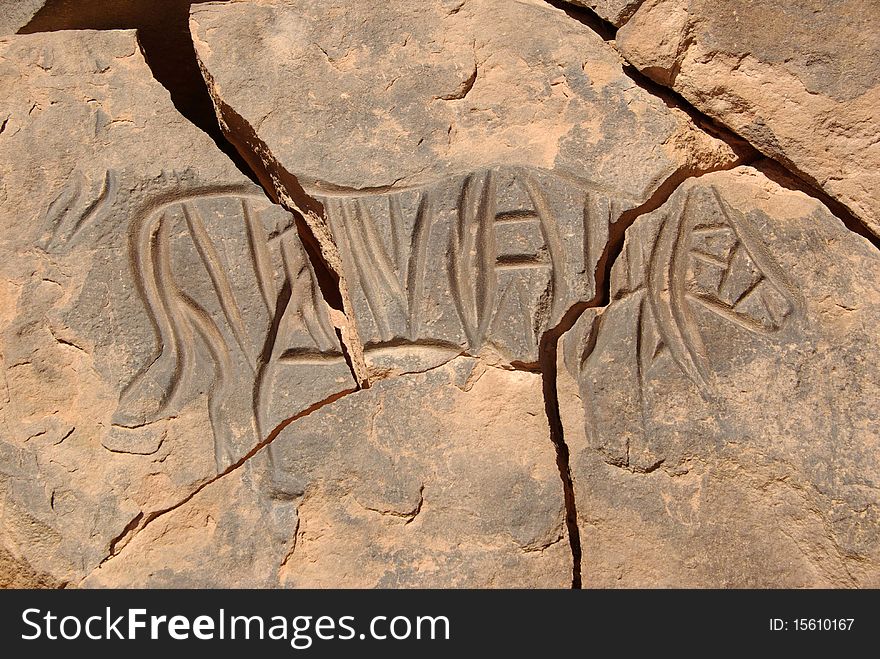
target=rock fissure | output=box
[543,0,880,251]
[86,386,358,579]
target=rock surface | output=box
[617,0,880,237]
[561,0,644,27]
[563,168,880,586]
[0,0,46,35]
[0,29,353,586]
[190,0,744,374]
[84,359,569,588]
[0,0,877,591]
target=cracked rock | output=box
[617,0,880,238]
[560,0,645,27]
[0,30,352,585]
[562,167,880,586]
[190,0,744,373]
[83,358,570,588]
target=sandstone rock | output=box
[617,0,880,237]
[0,0,46,35]
[561,0,644,27]
[0,29,352,585]
[562,167,880,586]
[84,359,570,588]
[190,0,745,375]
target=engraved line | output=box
[494,209,540,224]
[356,198,408,313]
[243,198,277,315]
[671,192,711,382]
[182,201,256,372]
[339,198,393,341]
[710,186,805,318]
[495,255,552,269]
[686,292,777,335]
[523,171,568,323]
[42,173,84,250]
[153,214,196,414]
[475,170,498,344]
[450,174,480,347]
[66,170,118,245]
[732,273,765,307]
[176,291,235,472]
[406,191,433,340]
[690,249,729,268]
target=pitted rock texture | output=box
[617,0,880,237]
[563,168,880,586]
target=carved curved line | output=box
[337,198,393,341]
[646,212,711,395]
[294,165,630,205]
[182,201,256,372]
[669,191,711,388]
[710,186,805,318]
[406,191,433,341]
[686,291,779,334]
[175,291,235,473]
[41,173,84,251]
[253,278,292,442]
[356,198,408,313]
[153,215,198,416]
[66,169,118,246]
[243,198,277,315]
[523,171,568,323]
[449,174,479,348]
[474,170,497,344]
[114,211,189,424]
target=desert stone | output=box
[561,0,644,27]
[617,0,880,237]
[0,0,46,35]
[0,29,353,586]
[563,167,880,586]
[190,0,745,375]
[83,358,569,588]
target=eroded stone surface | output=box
[0,30,352,585]
[617,0,880,237]
[84,359,570,588]
[561,0,644,27]
[0,0,46,35]
[191,0,744,373]
[563,168,880,586]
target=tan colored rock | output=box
[0,0,46,35]
[84,359,570,588]
[0,29,352,586]
[617,0,880,237]
[561,0,644,27]
[191,0,745,376]
[562,167,880,586]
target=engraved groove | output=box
[182,201,256,371]
[405,191,433,340]
[523,171,567,323]
[243,198,277,315]
[339,198,393,340]
[66,169,118,245]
